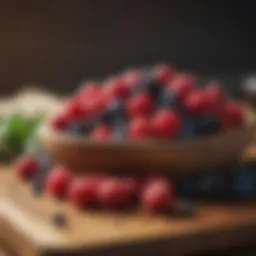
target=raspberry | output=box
[221,101,245,130]
[68,176,104,208]
[169,73,195,100]
[92,124,112,140]
[128,116,151,140]
[15,155,38,180]
[49,112,68,131]
[141,179,173,213]
[184,90,209,116]
[123,70,142,88]
[204,81,225,114]
[104,77,129,99]
[64,99,88,121]
[46,166,72,198]
[79,81,101,101]
[126,93,154,117]
[121,177,141,200]
[97,178,130,208]
[154,64,175,84]
[150,109,182,139]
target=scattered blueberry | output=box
[51,212,67,227]
[232,165,255,198]
[198,173,226,199]
[30,152,53,195]
[174,200,195,217]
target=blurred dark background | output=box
[0,1,255,95]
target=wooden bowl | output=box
[39,106,256,174]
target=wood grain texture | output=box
[1,164,256,256]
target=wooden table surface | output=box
[1,164,256,256]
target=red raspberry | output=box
[126,93,154,117]
[15,155,38,180]
[64,99,88,121]
[184,90,209,116]
[68,176,104,208]
[204,81,225,114]
[49,112,68,131]
[79,81,101,101]
[104,77,129,99]
[154,64,175,84]
[150,109,182,139]
[46,166,72,198]
[169,73,195,100]
[83,96,107,117]
[129,116,151,140]
[221,101,245,130]
[121,177,141,200]
[92,124,112,140]
[123,70,142,88]
[97,178,130,208]
[141,179,173,213]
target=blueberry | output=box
[232,165,255,198]
[113,121,127,140]
[194,117,221,136]
[198,173,226,199]
[157,88,177,108]
[51,212,67,227]
[66,122,90,136]
[174,200,195,217]
[179,118,196,139]
[108,100,125,119]
[177,177,198,198]
[132,70,161,96]
[31,152,53,195]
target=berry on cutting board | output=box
[46,166,72,198]
[15,155,38,180]
[97,178,132,209]
[68,175,105,208]
[141,179,174,213]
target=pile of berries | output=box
[15,154,183,214]
[15,153,256,216]
[49,64,245,141]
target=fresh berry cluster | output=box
[49,64,245,140]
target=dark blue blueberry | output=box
[157,88,177,108]
[132,70,161,96]
[174,200,196,217]
[194,117,221,136]
[113,121,127,140]
[179,118,197,139]
[52,212,67,227]
[107,99,125,121]
[66,122,90,136]
[198,173,226,199]
[232,165,255,198]
[177,177,198,198]
[31,152,53,195]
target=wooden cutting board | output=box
[1,142,256,256]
